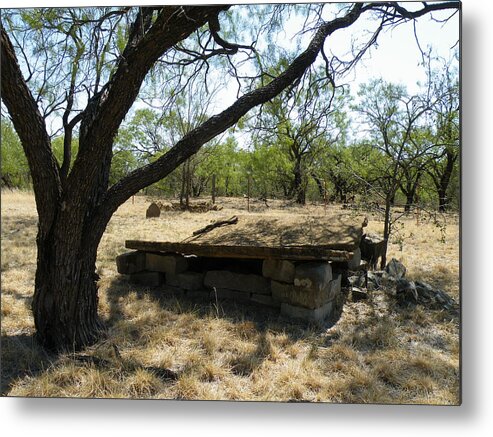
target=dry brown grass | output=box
[1,190,460,404]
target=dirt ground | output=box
[1,191,460,403]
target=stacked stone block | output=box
[116,251,344,324]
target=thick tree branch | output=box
[65,6,229,201]
[208,12,254,54]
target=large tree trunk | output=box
[31,207,106,351]
[404,192,414,212]
[437,187,448,212]
[32,236,103,350]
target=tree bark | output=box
[312,173,325,199]
[293,159,306,205]
[32,230,104,350]
[436,150,457,212]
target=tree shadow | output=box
[101,274,347,378]
[0,332,54,396]
[0,216,39,235]
[1,287,33,309]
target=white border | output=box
[2,1,493,436]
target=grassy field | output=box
[1,190,460,403]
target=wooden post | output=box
[323,180,327,215]
[247,174,251,212]
[212,174,216,205]
[185,159,191,209]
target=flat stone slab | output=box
[204,270,270,294]
[211,288,251,302]
[251,293,281,308]
[146,253,188,274]
[126,214,365,262]
[271,273,341,310]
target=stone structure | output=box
[116,214,368,325]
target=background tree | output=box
[0,3,460,350]
[355,79,438,267]
[252,67,348,204]
[1,118,30,189]
[425,57,460,211]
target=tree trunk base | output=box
[32,252,106,352]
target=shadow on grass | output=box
[1,287,33,309]
[0,333,53,396]
[102,275,347,378]
[0,216,39,238]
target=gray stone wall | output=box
[116,251,345,325]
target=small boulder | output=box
[385,258,406,279]
[351,287,368,302]
[395,278,418,303]
[366,271,380,290]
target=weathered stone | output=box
[161,284,185,296]
[146,253,188,274]
[262,259,295,283]
[348,274,365,288]
[327,274,342,301]
[385,258,406,279]
[211,288,251,301]
[116,251,146,274]
[415,281,435,298]
[272,279,334,310]
[280,301,333,324]
[347,247,362,270]
[294,262,332,292]
[146,202,161,218]
[395,279,418,303]
[251,293,281,308]
[380,271,397,288]
[204,270,270,294]
[351,287,368,301]
[166,271,204,290]
[364,271,380,291]
[185,289,210,298]
[129,271,164,286]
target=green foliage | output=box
[1,119,31,189]
[51,136,79,170]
